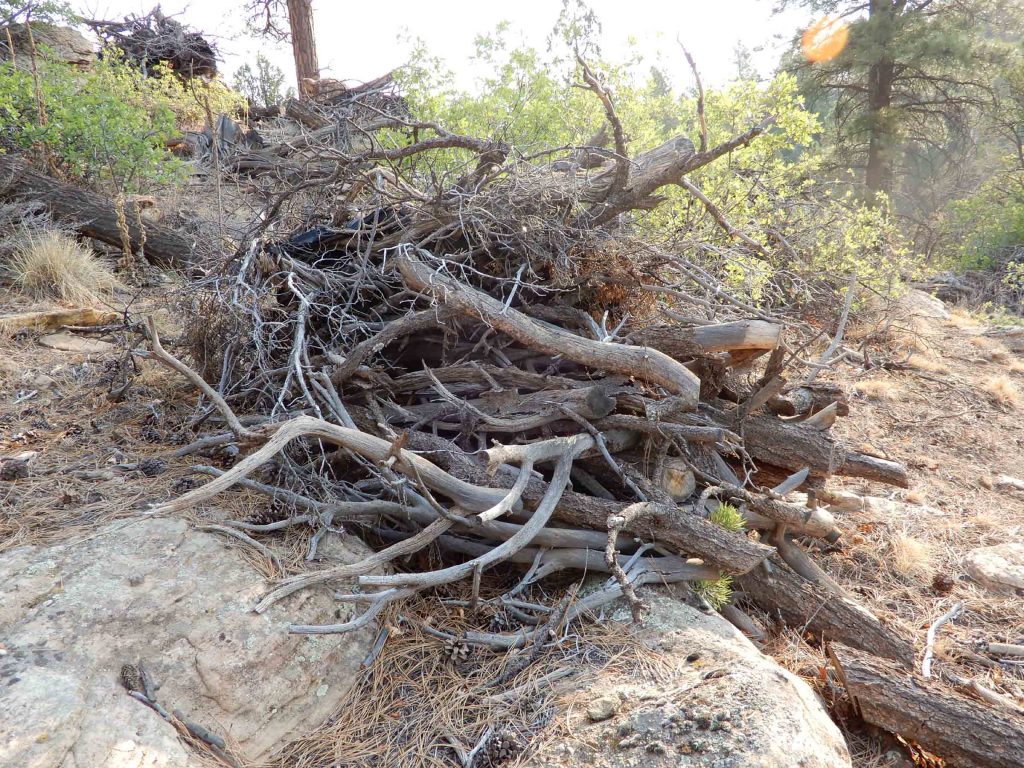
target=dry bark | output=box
[736,555,915,665]
[830,643,1024,768]
[0,307,119,334]
[0,155,198,269]
[395,250,701,407]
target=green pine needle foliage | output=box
[709,502,745,533]
[694,575,733,611]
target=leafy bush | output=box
[0,48,242,193]
[393,29,918,305]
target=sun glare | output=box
[801,16,849,63]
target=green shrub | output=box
[0,49,241,193]
[393,29,918,303]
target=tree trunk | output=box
[286,0,319,98]
[0,155,198,270]
[864,0,898,201]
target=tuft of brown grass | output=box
[946,307,981,329]
[970,336,1011,362]
[906,353,949,374]
[889,532,935,582]
[905,489,927,504]
[983,375,1022,408]
[6,229,117,305]
[854,378,900,401]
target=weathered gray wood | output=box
[724,412,909,488]
[401,430,773,575]
[768,383,850,417]
[830,643,1024,768]
[632,320,781,360]
[396,250,701,407]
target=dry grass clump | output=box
[6,229,117,305]
[854,378,900,401]
[906,353,949,374]
[946,307,982,329]
[905,489,927,504]
[888,531,935,582]
[970,336,1011,362]
[1008,359,1024,375]
[983,375,1022,409]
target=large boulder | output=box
[1,23,95,68]
[0,517,374,767]
[527,593,851,768]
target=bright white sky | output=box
[75,1,811,90]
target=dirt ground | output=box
[2,288,1023,767]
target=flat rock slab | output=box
[526,593,851,768]
[964,543,1024,595]
[0,517,374,767]
[38,333,116,354]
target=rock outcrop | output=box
[527,593,851,768]
[1,23,95,68]
[0,517,373,767]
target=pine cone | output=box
[443,637,472,664]
[479,727,524,767]
[242,507,281,526]
[489,609,513,633]
[120,663,143,693]
[138,458,166,477]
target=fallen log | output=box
[284,97,331,130]
[767,383,850,417]
[0,155,198,269]
[729,412,909,487]
[0,307,119,334]
[829,643,1024,768]
[736,555,915,665]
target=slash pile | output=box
[130,71,919,665]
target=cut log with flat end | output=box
[768,384,850,418]
[829,642,1024,768]
[395,250,701,408]
[737,555,915,665]
[631,319,781,361]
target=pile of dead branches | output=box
[126,66,921,672]
[84,7,217,78]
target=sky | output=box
[75,1,812,91]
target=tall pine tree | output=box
[784,0,1021,203]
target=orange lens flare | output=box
[801,16,849,63]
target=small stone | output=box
[587,695,620,722]
[30,374,56,390]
